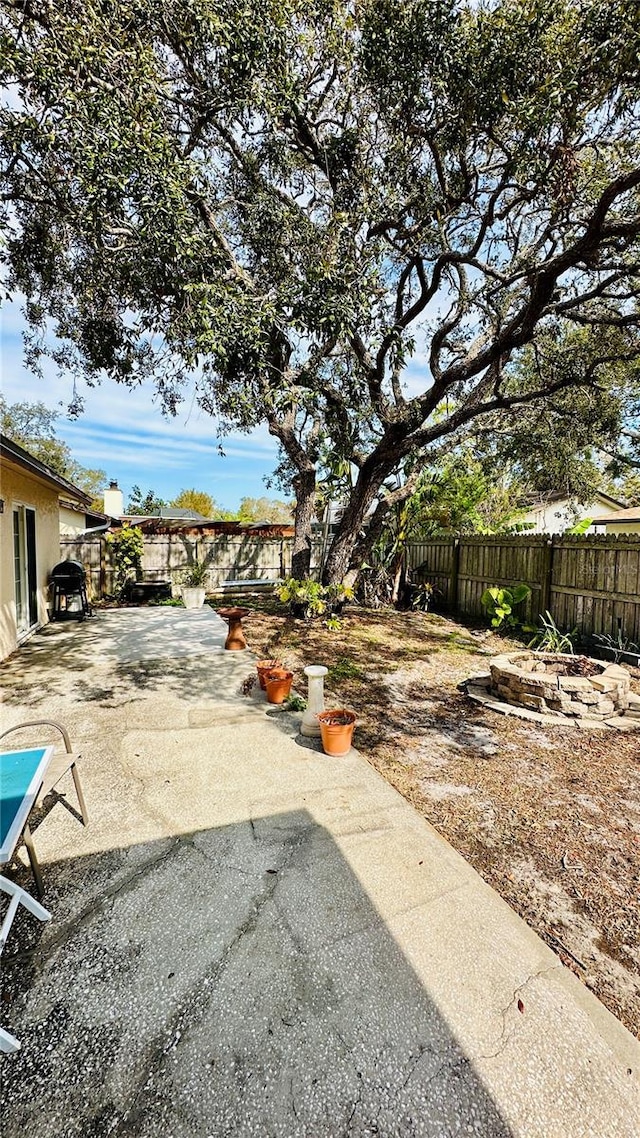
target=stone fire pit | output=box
[489,652,631,721]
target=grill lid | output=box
[50,559,86,583]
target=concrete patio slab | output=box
[0,608,638,1137]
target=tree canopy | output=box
[1,0,639,580]
[170,487,241,518]
[170,488,216,518]
[126,485,166,514]
[238,496,294,524]
[0,395,107,502]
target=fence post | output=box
[450,538,460,612]
[540,537,554,616]
[99,537,107,599]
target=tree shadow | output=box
[0,810,513,1138]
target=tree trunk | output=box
[290,468,316,579]
[321,457,421,587]
[321,474,380,585]
[390,555,405,605]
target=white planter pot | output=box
[181,587,206,609]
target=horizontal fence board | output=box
[408,533,640,642]
[550,583,640,606]
[61,530,640,643]
[60,532,327,597]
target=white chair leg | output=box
[0,876,50,1055]
[0,1026,21,1053]
[0,873,50,937]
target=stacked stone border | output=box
[490,653,630,721]
[463,653,640,733]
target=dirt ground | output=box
[239,602,640,1040]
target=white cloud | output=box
[1,300,280,506]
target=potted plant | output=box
[325,582,355,615]
[264,668,294,704]
[179,561,209,609]
[256,658,283,690]
[275,578,327,620]
[317,709,356,756]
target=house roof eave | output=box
[1,434,92,507]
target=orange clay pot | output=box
[265,669,294,704]
[317,709,356,756]
[257,659,283,691]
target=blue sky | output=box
[2,297,431,511]
[1,298,284,511]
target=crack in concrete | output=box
[343,1070,364,1134]
[9,827,276,970]
[478,965,562,1062]
[401,1042,430,1088]
[7,836,187,966]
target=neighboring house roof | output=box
[591,506,640,524]
[157,507,210,520]
[60,497,122,535]
[522,490,626,510]
[60,497,109,522]
[119,517,295,537]
[123,507,211,522]
[0,433,91,506]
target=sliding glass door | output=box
[13,505,38,636]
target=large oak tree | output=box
[1,0,639,580]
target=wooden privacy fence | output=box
[60,535,106,598]
[60,532,326,597]
[408,533,640,642]
[141,533,293,588]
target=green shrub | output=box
[275,578,354,620]
[411,582,434,611]
[528,611,576,653]
[276,578,327,618]
[107,526,144,591]
[480,584,531,630]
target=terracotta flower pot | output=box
[317,709,356,756]
[257,659,283,690]
[265,669,294,704]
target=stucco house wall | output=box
[0,463,61,660]
[601,521,640,534]
[59,502,87,535]
[1,435,91,661]
[590,507,640,535]
[516,494,624,535]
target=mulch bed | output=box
[240,602,640,1039]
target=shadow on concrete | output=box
[1,810,513,1138]
[0,609,257,710]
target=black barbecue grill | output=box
[50,560,92,621]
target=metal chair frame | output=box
[0,720,88,895]
[0,875,51,1053]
